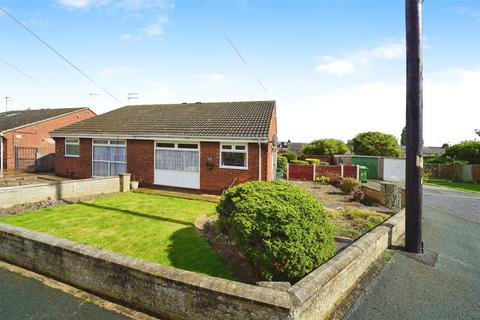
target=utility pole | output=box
[5,96,13,112]
[405,0,423,254]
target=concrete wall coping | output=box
[0,176,117,193]
[0,222,292,310]
[288,209,405,306]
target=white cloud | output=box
[316,41,404,76]
[99,65,140,76]
[458,7,480,22]
[195,73,226,84]
[316,57,354,76]
[281,66,480,145]
[140,14,168,37]
[56,0,173,9]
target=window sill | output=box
[219,165,249,171]
[65,155,80,158]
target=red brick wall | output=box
[200,142,269,193]
[288,164,314,181]
[54,137,92,178]
[266,108,278,181]
[127,140,154,185]
[2,108,95,169]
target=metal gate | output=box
[15,146,55,171]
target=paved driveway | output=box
[344,186,480,319]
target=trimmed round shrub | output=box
[217,181,336,283]
[283,152,298,162]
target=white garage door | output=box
[154,142,200,189]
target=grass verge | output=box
[427,179,480,194]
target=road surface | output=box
[344,185,480,319]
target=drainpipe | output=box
[258,139,262,181]
[0,133,4,177]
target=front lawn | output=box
[427,179,480,194]
[0,192,234,280]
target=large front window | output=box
[92,139,126,176]
[220,144,248,169]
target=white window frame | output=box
[92,139,127,177]
[65,138,80,157]
[155,142,199,151]
[220,143,248,170]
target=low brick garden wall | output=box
[0,208,406,319]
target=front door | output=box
[154,142,200,189]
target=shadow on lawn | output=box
[77,202,192,227]
[167,227,234,279]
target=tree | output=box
[350,131,402,157]
[302,139,348,155]
[401,126,407,146]
[444,141,480,164]
[475,129,480,137]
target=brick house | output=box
[51,101,278,194]
[0,108,95,173]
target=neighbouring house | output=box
[401,145,445,156]
[50,101,278,194]
[278,141,305,155]
[0,108,96,174]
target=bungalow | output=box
[0,107,95,174]
[50,101,278,194]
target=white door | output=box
[154,142,200,189]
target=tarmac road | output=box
[344,185,480,319]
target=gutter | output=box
[49,132,270,144]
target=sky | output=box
[1,0,479,146]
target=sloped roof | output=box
[0,108,87,133]
[51,101,276,139]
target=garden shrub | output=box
[277,155,288,175]
[290,160,309,165]
[315,175,330,183]
[305,158,321,165]
[217,181,336,283]
[339,177,362,194]
[444,141,480,164]
[283,152,298,162]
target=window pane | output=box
[221,152,246,167]
[93,161,109,176]
[110,162,126,175]
[66,138,79,144]
[155,150,199,172]
[93,146,126,162]
[66,144,79,156]
[178,143,198,149]
[156,143,175,148]
[235,145,246,151]
[221,145,232,150]
[93,139,108,145]
[110,140,126,145]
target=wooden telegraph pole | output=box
[405,0,424,254]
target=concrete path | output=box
[0,265,132,320]
[344,185,480,319]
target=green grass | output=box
[0,192,234,280]
[427,179,480,194]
